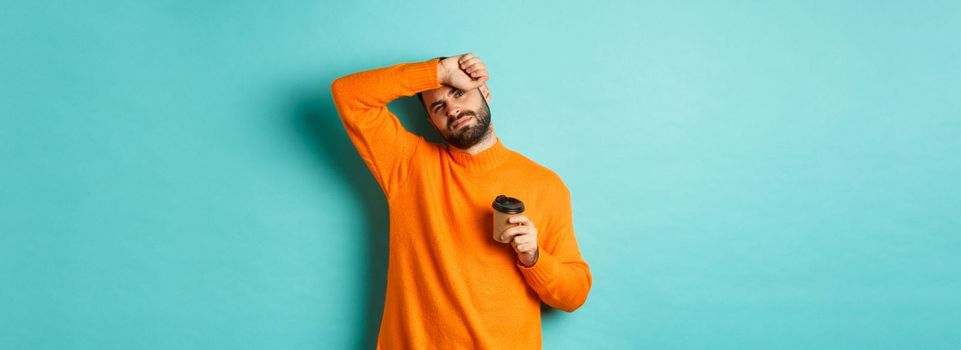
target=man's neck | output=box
[449,129,497,155]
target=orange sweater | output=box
[331,58,592,349]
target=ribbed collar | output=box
[447,137,513,171]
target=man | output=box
[331,53,592,349]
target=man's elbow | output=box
[558,289,590,312]
[330,78,345,100]
[554,274,592,312]
[330,77,351,111]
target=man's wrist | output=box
[522,248,539,267]
[435,56,448,85]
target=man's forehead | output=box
[424,86,456,101]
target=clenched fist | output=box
[498,215,539,267]
[438,53,489,91]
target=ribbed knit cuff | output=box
[517,247,559,288]
[405,58,442,94]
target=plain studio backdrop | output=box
[2,1,959,349]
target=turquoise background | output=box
[2,1,960,349]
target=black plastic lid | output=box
[491,195,525,214]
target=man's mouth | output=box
[450,115,473,130]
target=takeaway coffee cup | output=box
[492,195,525,243]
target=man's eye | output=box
[455,90,464,97]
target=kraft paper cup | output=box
[492,194,525,243]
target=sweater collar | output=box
[447,137,512,170]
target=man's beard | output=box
[443,99,491,149]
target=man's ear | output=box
[479,83,492,102]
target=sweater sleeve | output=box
[330,58,442,197]
[516,183,593,312]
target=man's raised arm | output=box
[330,54,489,196]
[330,58,442,196]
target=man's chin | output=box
[447,123,473,138]
[448,129,487,148]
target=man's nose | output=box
[447,106,461,118]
